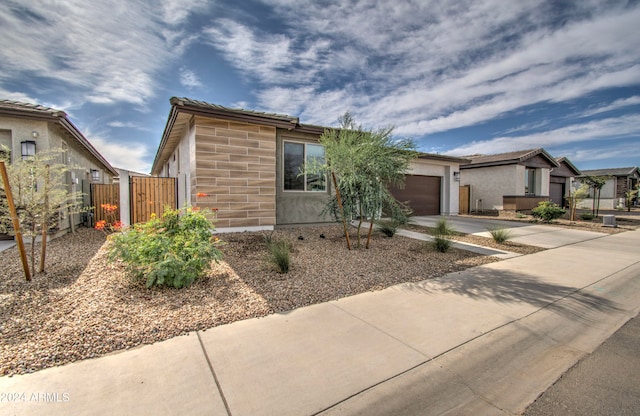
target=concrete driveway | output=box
[411,215,607,248]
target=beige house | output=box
[0,99,117,234]
[459,148,563,212]
[151,97,468,232]
[577,167,640,210]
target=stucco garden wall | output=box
[460,165,516,210]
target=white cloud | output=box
[179,67,203,89]
[0,0,207,108]
[208,0,640,140]
[579,96,640,118]
[87,134,152,173]
[446,114,640,156]
[107,121,152,131]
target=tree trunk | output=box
[39,165,49,273]
[331,172,351,250]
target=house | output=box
[151,97,468,232]
[0,99,117,235]
[577,167,640,209]
[459,148,562,212]
[550,157,581,207]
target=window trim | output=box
[282,140,326,193]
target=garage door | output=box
[550,182,565,207]
[390,175,441,215]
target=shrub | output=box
[580,213,595,221]
[433,218,456,236]
[377,220,399,237]
[107,207,223,288]
[488,227,512,243]
[531,201,565,223]
[432,235,452,252]
[266,240,291,273]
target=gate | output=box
[91,183,120,225]
[459,185,470,214]
[130,176,177,224]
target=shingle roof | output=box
[579,167,639,177]
[0,99,117,176]
[460,148,559,168]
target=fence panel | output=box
[459,185,470,214]
[130,177,177,224]
[91,183,120,225]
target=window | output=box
[525,168,536,195]
[283,141,326,191]
[90,169,101,182]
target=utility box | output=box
[602,215,617,228]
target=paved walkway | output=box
[1,230,639,415]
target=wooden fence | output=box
[130,176,177,224]
[91,183,120,224]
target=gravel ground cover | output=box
[1,225,499,376]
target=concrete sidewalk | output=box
[1,231,639,415]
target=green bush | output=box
[531,201,565,223]
[580,213,595,221]
[266,240,291,273]
[107,207,223,288]
[376,220,399,237]
[433,218,456,236]
[432,235,452,252]
[488,227,512,243]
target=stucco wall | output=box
[460,165,517,210]
[192,117,276,230]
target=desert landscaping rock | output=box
[0,225,505,376]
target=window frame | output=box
[282,140,326,193]
[525,168,536,195]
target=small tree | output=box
[0,148,84,275]
[566,183,590,221]
[306,112,418,249]
[625,183,639,212]
[581,175,608,217]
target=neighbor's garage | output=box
[390,174,441,215]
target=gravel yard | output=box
[0,225,505,376]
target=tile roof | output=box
[579,167,639,177]
[461,148,559,168]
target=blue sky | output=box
[1,0,639,173]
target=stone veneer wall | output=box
[192,116,276,229]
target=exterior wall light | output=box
[90,169,101,182]
[453,171,460,182]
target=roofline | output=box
[460,148,560,169]
[555,157,581,176]
[578,166,639,177]
[152,98,328,174]
[417,152,471,164]
[0,104,117,176]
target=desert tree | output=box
[580,175,608,217]
[306,112,418,249]
[566,183,590,221]
[0,148,84,275]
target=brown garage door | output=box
[390,175,441,215]
[550,182,565,207]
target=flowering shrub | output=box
[107,207,223,288]
[95,203,123,233]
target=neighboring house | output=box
[459,148,560,212]
[577,167,640,210]
[151,97,468,232]
[0,99,117,235]
[550,157,581,207]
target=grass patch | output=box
[488,227,513,243]
[266,240,291,273]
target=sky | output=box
[1,0,639,173]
